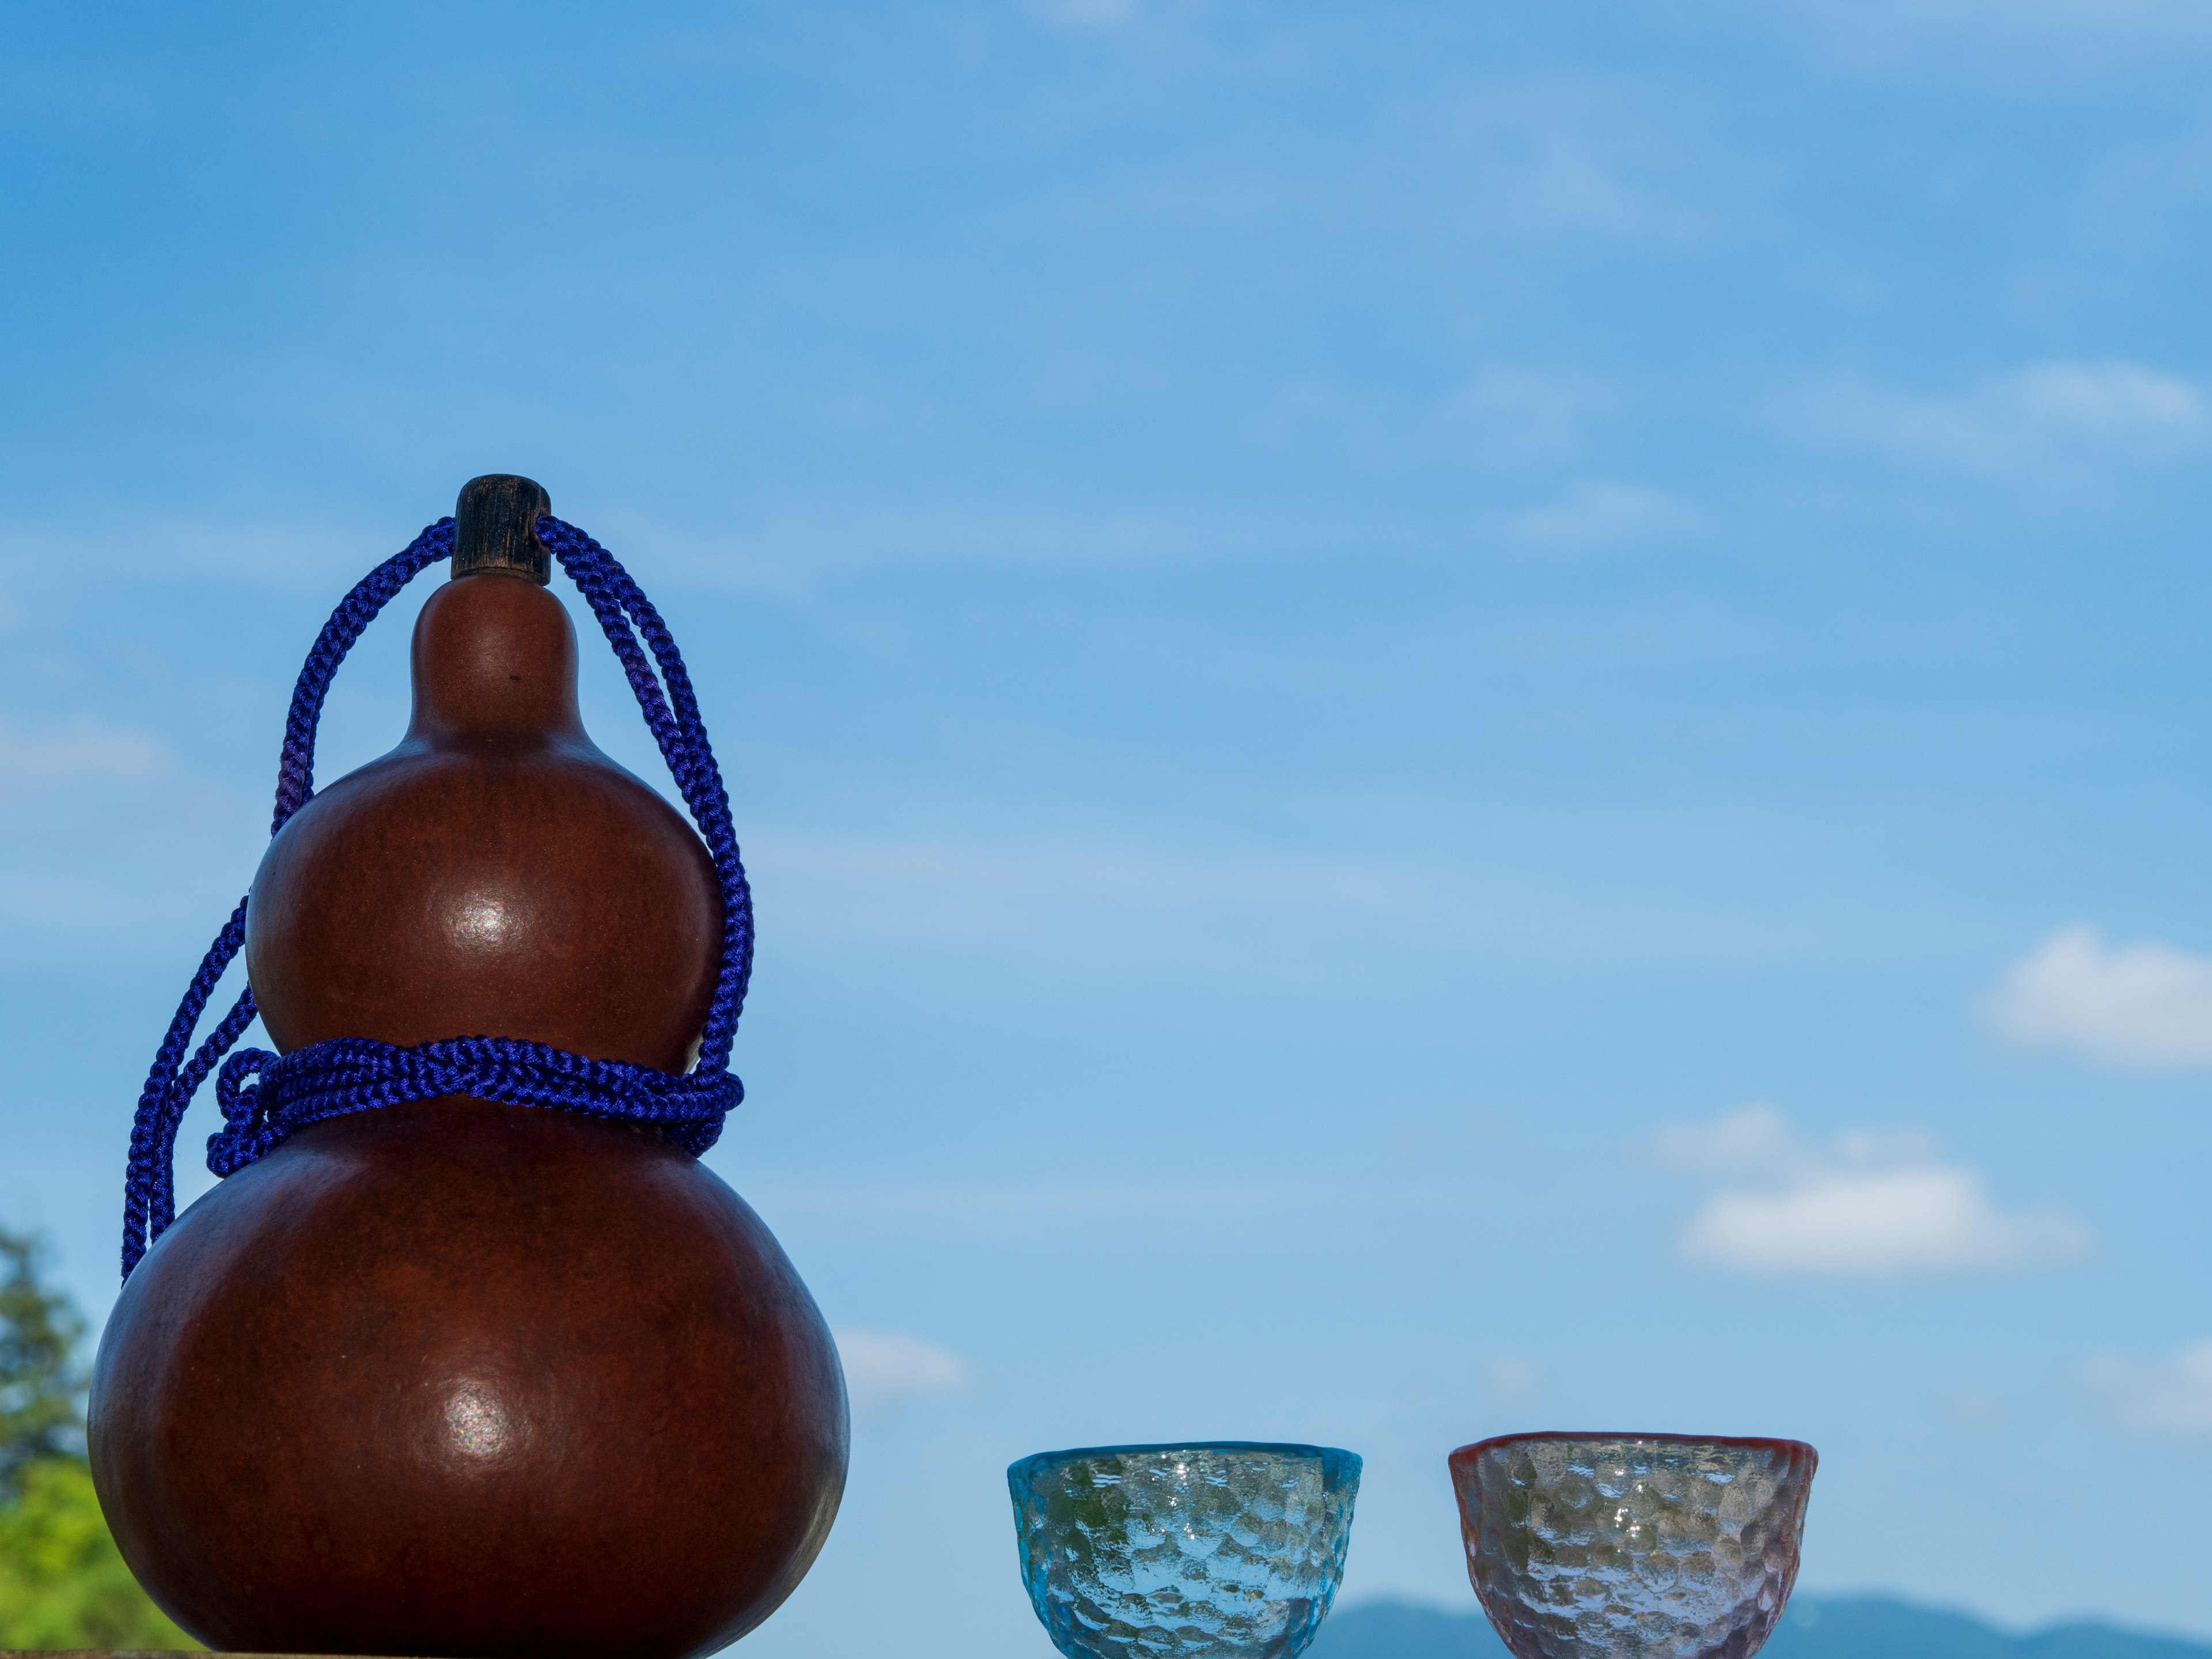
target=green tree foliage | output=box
[0,1229,85,1501]
[0,1225,196,1650]
[0,1457,194,1649]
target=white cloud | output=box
[834,1328,970,1410]
[2085,1341,2212,1434]
[1512,483,1685,548]
[1831,360,2203,469]
[1660,1107,2091,1277]
[1984,926,2212,1067]
[1682,1166,2087,1275]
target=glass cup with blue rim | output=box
[1010,1441,1361,1659]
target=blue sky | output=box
[10,1,2212,1652]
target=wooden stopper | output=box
[451,474,552,584]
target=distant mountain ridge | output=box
[1305,1597,2212,1659]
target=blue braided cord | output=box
[542,517,752,1071]
[122,520,455,1277]
[121,514,752,1279]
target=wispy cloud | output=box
[0,712,255,949]
[1652,1103,1927,1181]
[1447,369,1602,459]
[834,1329,971,1410]
[1486,1357,1540,1402]
[1984,926,2212,1067]
[1020,0,1138,28]
[1828,360,2204,470]
[1783,0,2212,72]
[1444,85,1710,247]
[747,818,1975,1000]
[2010,361,2203,427]
[2084,1341,2212,1435]
[1512,483,1687,548]
[0,717,170,794]
[752,827,1423,1001]
[754,1176,1303,1229]
[1939,1391,2005,1431]
[1656,1106,2090,1276]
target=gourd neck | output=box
[404,570,588,745]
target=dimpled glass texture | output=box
[1449,1434,1816,1659]
[1010,1442,1361,1659]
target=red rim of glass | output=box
[1449,1431,1816,1465]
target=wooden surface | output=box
[85,509,849,1659]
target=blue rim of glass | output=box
[1010,1441,1362,1483]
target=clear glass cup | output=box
[1449,1432,1817,1659]
[1010,1441,1362,1659]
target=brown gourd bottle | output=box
[88,477,849,1659]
